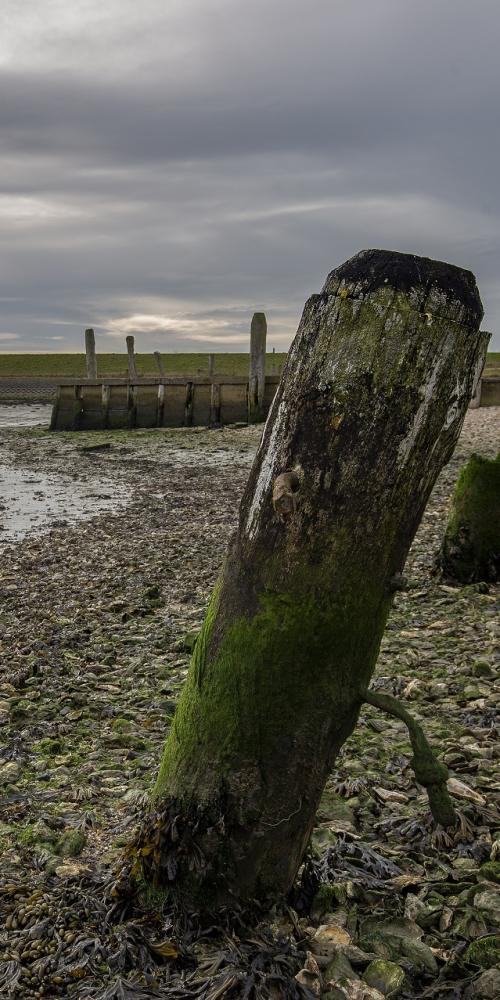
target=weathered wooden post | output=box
[154,351,165,377]
[157,383,165,426]
[85,328,97,380]
[208,354,219,424]
[102,384,110,428]
[126,335,138,380]
[248,312,267,422]
[210,382,221,426]
[140,250,485,911]
[470,379,482,408]
[469,332,489,408]
[271,345,277,375]
[438,452,499,583]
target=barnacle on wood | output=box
[272,470,301,518]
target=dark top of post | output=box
[323,249,483,326]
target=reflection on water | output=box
[0,404,53,428]
[0,464,129,544]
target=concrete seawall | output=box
[479,376,500,407]
[1,373,497,427]
[49,375,281,430]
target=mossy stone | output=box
[33,737,63,756]
[19,821,57,850]
[363,959,405,997]
[479,862,500,885]
[56,829,87,858]
[181,629,200,653]
[464,935,500,968]
[111,717,133,733]
[472,660,494,678]
[312,883,340,918]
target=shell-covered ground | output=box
[0,409,499,1000]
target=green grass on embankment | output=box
[0,353,287,378]
[0,351,497,378]
[485,351,500,375]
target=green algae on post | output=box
[438,452,500,583]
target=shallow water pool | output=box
[0,463,129,544]
[0,404,53,428]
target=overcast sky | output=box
[1,0,499,354]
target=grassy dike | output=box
[0,351,498,378]
[0,352,287,378]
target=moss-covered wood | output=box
[142,249,485,911]
[438,452,500,583]
[363,690,456,827]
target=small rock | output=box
[360,918,437,975]
[0,682,16,695]
[439,907,454,933]
[54,860,89,879]
[78,442,112,452]
[344,944,378,966]
[56,829,87,858]
[373,787,408,805]
[325,952,357,983]
[180,629,200,652]
[401,679,426,700]
[471,660,493,678]
[311,923,352,957]
[327,980,385,1000]
[295,951,321,996]
[447,776,486,805]
[0,761,22,785]
[363,959,405,997]
[474,888,500,920]
[468,968,500,999]
[404,893,442,928]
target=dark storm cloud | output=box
[0,0,499,351]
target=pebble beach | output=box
[0,407,498,999]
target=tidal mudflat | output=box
[0,463,131,544]
[0,409,498,998]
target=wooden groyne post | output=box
[248,312,267,423]
[144,249,483,910]
[85,328,97,379]
[154,351,165,376]
[469,332,490,408]
[127,335,138,379]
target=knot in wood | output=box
[272,470,300,518]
